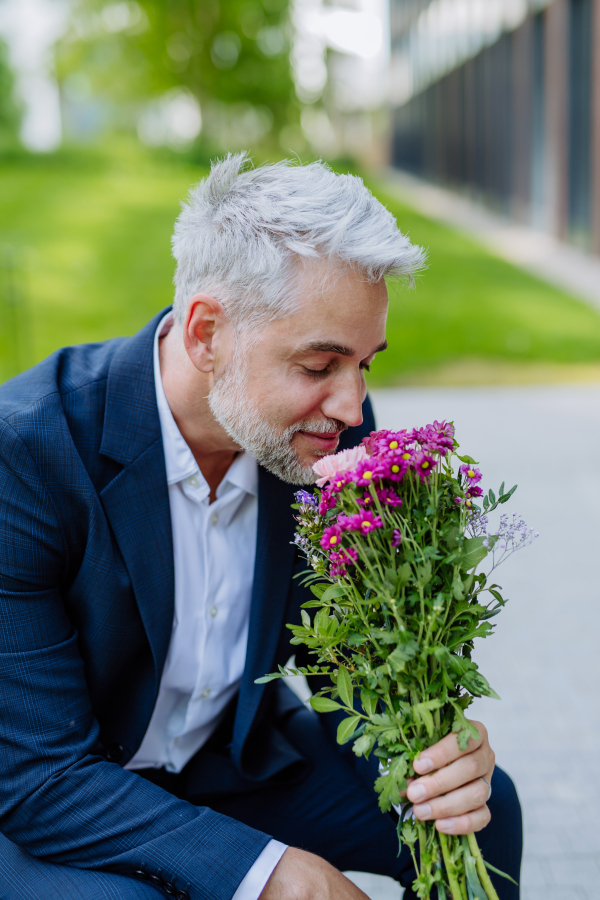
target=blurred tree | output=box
[0,38,22,152]
[57,0,298,151]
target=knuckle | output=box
[465,755,479,779]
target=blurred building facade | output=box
[390,0,600,252]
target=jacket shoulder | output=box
[0,338,127,423]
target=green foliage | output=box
[3,145,600,385]
[257,427,517,899]
[0,39,22,153]
[58,0,297,148]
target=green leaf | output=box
[499,484,518,504]
[452,572,465,600]
[361,689,378,717]
[457,454,479,464]
[301,609,311,628]
[321,584,347,602]
[337,665,354,708]
[451,702,481,750]
[254,672,282,684]
[337,715,360,744]
[396,562,412,588]
[352,732,376,757]
[401,821,418,847]
[300,599,327,608]
[460,537,489,572]
[460,669,500,700]
[310,696,342,713]
[374,755,408,812]
[347,632,367,646]
[489,489,496,505]
[463,846,487,900]
[310,583,327,599]
[483,861,519,885]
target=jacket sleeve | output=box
[0,419,270,900]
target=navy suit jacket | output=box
[0,308,375,899]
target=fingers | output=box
[435,803,491,836]
[413,720,487,776]
[412,777,491,824]
[407,746,494,806]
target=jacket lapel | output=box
[99,308,175,681]
[232,466,297,765]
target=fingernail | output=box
[437,818,456,833]
[413,803,431,819]
[415,756,434,774]
[407,783,426,802]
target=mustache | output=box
[291,418,348,436]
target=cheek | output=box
[257,376,326,425]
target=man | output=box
[0,155,521,899]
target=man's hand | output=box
[260,847,369,900]
[406,719,495,835]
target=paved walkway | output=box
[385,170,600,312]
[336,385,600,899]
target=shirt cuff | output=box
[231,839,288,900]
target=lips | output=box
[299,431,342,452]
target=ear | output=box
[182,294,228,373]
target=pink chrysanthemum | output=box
[320,524,344,550]
[413,451,437,482]
[340,510,383,535]
[377,453,409,482]
[391,529,403,548]
[466,484,483,498]
[312,445,368,487]
[318,491,337,516]
[460,464,482,484]
[353,458,382,487]
[377,487,403,507]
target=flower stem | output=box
[467,832,501,900]
[439,833,463,900]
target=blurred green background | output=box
[2,0,600,386]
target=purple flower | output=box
[340,510,383,535]
[377,453,408,482]
[466,484,483,498]
[295,490,317,507]
[460,464,482,485]
[413,451,437,482]
[376,487,403,507]
[391,529,403,548]
[318,490,336,516]
[328,546,358,578]
[320,524,344,550]
[454,496,463,506]
[353,459,382,487]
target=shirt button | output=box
[200,687,211,698]
[209,605,218,618]
[210,512,218,526]
[188,475,200,488]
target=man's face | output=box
[208,264,389,484]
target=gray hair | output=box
[171,152,425,329]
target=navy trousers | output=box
[0,703,522,899]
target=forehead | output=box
[278,261,389,345]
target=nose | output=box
[321,372,365,429]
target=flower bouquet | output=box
[257,422,537,900]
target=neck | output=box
[159,325,239,501]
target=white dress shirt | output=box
[126,313,286,898]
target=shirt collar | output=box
[153,312,258,498]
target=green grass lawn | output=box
[2,144,600,386]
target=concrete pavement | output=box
[336,385,600,899]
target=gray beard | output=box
[208,351,345,485]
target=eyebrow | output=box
[296,339,388,357]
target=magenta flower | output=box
[413,451,437,481]
[341,510,383,535]
[460,464,482,484]
[454,496,463,506]
[329,471,353,494]
[353,458,382,487]
[377,453,408,482]
[377,487,403,507]
[372,429,411,456]
[329,545,359,577]
[318,491,337,516]
[466,485,483,498]
[357,492,375,508]
[320,524,344,550]
[391,529,403,548]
